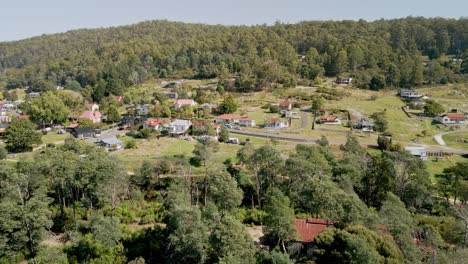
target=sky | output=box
[1,0,466,42]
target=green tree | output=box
[424,99,444,117]
[208,170,243,213]
[219,95,238,114]
[370,111,388,132]
[5,118,42,152]
[26,91,70,126]
[380,193,422,263]
[0,146,7,160]
[106,105,120,123]
[314,225,403,264]
[219,125,229,142]
[369,75,386,90]
[264,188,296,252]
[310,96,323,130]
[256,250,294,264]
[0,162,53,259]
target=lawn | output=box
[41,133,70,145]
[442,132,468,151]
[425,155,467,183]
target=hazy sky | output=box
[1,0,466,41]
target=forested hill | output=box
[1,18,467,100]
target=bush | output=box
[125,140,138,149]
[269,105,280,113]
[136,128,154,139]
[0,146,7,160]
[370,94,379,101]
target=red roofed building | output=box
[279,101,293,111]
[143,118,161,131]
[294,218,334,243]
[80,103,102,123]
[319,116,342,125]
[18,115,30,120]
[264,118,288,129]
[436,113,465,125]
[215,114,241,124]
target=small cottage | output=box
[264,118,288,129]
[97,136,124,151]
[436,114,465,125]
[173,99,196,109]
[238,117,256,127]
[143,118,161,131]
[334,77,353,85]
[80,103,102,123]
[319,116,342,125]
[70,127,95,139]
[162,119,192,136]
[215,114,241,124]
[405,147,428,161]
[279,101,293,111]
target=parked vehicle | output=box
[224,124,233,129]
[226,138,239,144]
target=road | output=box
[85,127,127,144]
[433,129,468,147]
[300,109,310,129]
[229,129,468,155]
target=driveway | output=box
[433,129,468,147]
[300,109,310,129]
[86,127,127,143]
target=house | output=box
[163,81,182,88]
[97,136,124,150]
[143,118,161,131]
[319,116,342,125]
[400,90,423,100]
[70,127,95,139]
[162,119,192,136]
[436,114,466,125]
[120,115,147,129]
[405,147,428,161]
[135,105,150,116]
[288,218,334,256]
[238,117,256,127]
[264,118,289,129]
[0,123,9,134]
[28,92,41,99]
[355,119,375,131]
[173,99,196,109]
[80,103,102,123]
[215,114,241,124]
[165,92,178,99]
[334,77,353,85]
[0,115,11,123]
[198,103,218,113]
[279,101,293,111]
[115,96,123,102]
[55,86,64,90]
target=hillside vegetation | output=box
[0,18,467,102]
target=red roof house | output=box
[144,118,161,130]
[293,218,334,243]
[436,113,466,125]
[173,99,196,109]
[279,101,293,111]
[215,114,241,124]
[319,116,342,125]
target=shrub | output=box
[269,105,280,113]
[125,140,138,149]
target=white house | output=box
[238,117,256,127]
[405,147,428,161]
[173,99,196,109]
[163,119,192,135]
[436,114,465,125]
[264,118,288,129]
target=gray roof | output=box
[99,136,123,145]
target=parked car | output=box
[226,138,240,144]
[57,129,66,134]
[224,124,233,129]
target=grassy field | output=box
[41,132,70,144]
[425,155,468,183]
[442,132,468,150]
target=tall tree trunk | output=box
[312,112,317,130]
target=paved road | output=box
[229,129,468,155]
[85,127,127,143]
[300,109,310,129]
[433,129,468,147]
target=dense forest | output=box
[1,17,468,101]
[1,134,468,263]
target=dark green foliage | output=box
[0,146,7,160]
[314,225,403,264]
[269,105,280,113]
[371,111,389,132]
[5,118,42,152]
[424,99,445,117]
[219,95,238,114]
[256,250,294,264]
[219,125,229,142]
